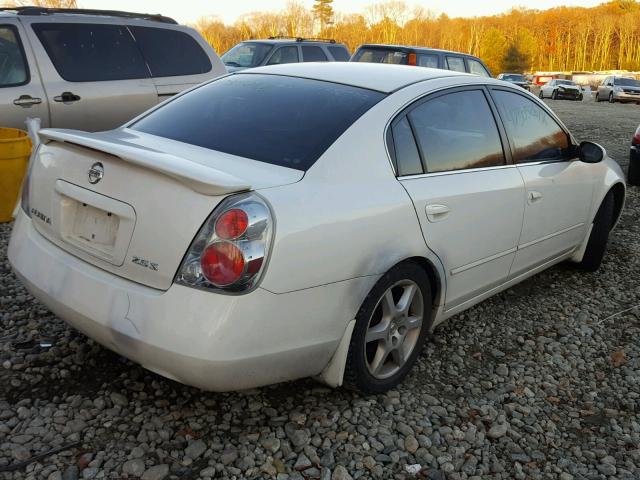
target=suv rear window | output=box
[352,48,407,64]
[132,74,385,171]
[33,23,149,81]
[328,46,350,62]
[130,27,211,77]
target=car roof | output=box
[244,62,471,93]
[356,44,478,57]
[0,7,177,24]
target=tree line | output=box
[195,0,640,74]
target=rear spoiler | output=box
[38,129,251,196]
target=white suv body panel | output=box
[0,12,226,131]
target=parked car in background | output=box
[0,7,226,131]
[539,79,583,100]
[595,76,640,104]
[9,63,625,394]
[497,73,530,91]
[629,124,640,186]
[221,37,350,72]
[350,44,492,77]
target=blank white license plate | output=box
[71,202,119,250]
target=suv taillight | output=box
[407,53,417,66]
[176,192,273,293]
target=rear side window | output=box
[492,90,571,163]
[407,90,505,173]
[328,46,350,62]
[130,27,211,77]
[132,74,385,171]
[267,46,299,65]
[467,58,490,77]
[418,54,438,68]
[302,46,328,62]
[352,48,407,64]
[446,56,465,72]
[392,117,423,176]
[0,25,28,87]
[32,23,149,82]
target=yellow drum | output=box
[0,128,32,223]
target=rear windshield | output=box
[222,42,273,68]
[131,74,386,171]
[615,77,640,87]
[352,47,407,65]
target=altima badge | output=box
[88,162,104,184]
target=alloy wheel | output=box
[364,280,424,379]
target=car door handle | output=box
[13,95,42,107]
[528,190,543,204]
[425,204,450,222]
[53,91,81,103]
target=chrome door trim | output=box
[517,222,585,250]
[450,247,517,276]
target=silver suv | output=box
[221,37,351,72]
[0,7,226,131]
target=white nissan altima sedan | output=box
[9,63,625,394]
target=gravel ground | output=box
[1,99,639,480]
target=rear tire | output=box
[539,90,544,99]
[343,262,432,394]
[628,157,640,186]
[595,92,600,102]
[575,192,614,272]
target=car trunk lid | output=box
[28,128,303,290]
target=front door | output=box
[490,88,594,277]
[393,88,525,310]
[23,20,157,131]
[0,23,49,129]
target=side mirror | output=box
[579,141,604,163]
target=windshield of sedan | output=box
[614,77,640,87]
[556,80,576,86]
[352,47,408,64]
[503,74,526,82]
[221,42,273,68]
[131,74,386,171]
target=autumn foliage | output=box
[195,0,640,73]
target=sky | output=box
[78,0,606,25]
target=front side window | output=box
[467,58,490,77]
[446,56,466,72]
[32,23,149,82]
[418,54,438,68]
[302,45,328,62]
[267,46,299,65]
[132,74,385,171]
[0,25,28,87]
[492,90,571,163]
[406,89,505,173]
[130,27,211,77]
[221,42,273,68]
[328,46,350,62]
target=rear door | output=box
[301,45,328,62]
[128,25,224,100]
[445,55,466,73]
[265,45,300,65]
[490,88,594,277]
[394,87,525,310]
[23,19,158,131]
[0,21,49,129]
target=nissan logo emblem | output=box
[88,162,104,184]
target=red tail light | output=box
[407,53,417,66]
[200,241,245,286]
[177,193,273,293]
[634,126,640,144]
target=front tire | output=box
[343,262,432,394]
[551,90,558,100]
[609,92,615,103]
[575,192,614,272]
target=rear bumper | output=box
[8,211,364,391]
